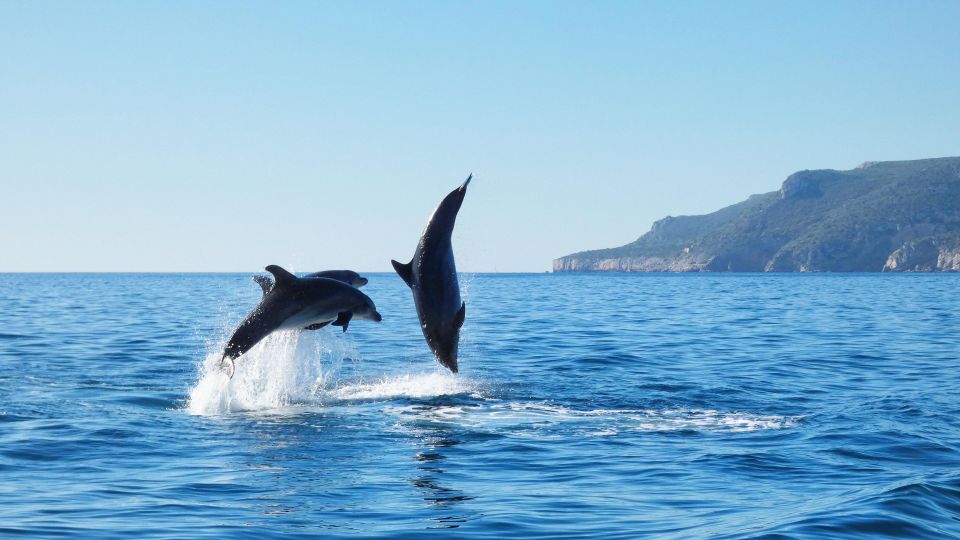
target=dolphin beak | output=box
[372,311,382,322]
[357,277,369,287]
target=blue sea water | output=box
[1,272,959,538]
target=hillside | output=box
[554,157,960,272]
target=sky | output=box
[1,1,958,272]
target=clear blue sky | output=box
[2,1,958,272]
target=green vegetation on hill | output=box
[554,157,960,272]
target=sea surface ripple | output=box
[1,273,958,538]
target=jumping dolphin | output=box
[221,265,382,377]
[252,270,368,295]
[391,174,471,373]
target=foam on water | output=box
[327,372,481,402]
[386,402,799,435]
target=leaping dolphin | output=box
[391,174,471,373]
[221,265,382,377]
[252,270,368,295]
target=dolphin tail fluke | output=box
[391,259,414,287]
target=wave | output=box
[755,476,960,538]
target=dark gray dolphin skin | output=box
[391,174,471,373]
[221,265,382,377]
[253,270,368,295]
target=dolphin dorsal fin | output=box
[252,275,273,295]
[391,259,414,287]
[265,265,298,289]
[454,302,466,329]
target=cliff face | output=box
[554,157,960,273]
[552,254,711,272]
[882,235,960,272]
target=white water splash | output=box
[186,331,480,415]
[187,330,348,415]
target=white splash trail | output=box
[186,330,798,435]
[384,402,801,434]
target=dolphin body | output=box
[252,270,368,295]
[221,265,382,377]
[391,175,471,373]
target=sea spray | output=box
[187,328,354,415]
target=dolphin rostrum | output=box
[252,270,368,295]
[391,175,471,373]
[221,265,382,377]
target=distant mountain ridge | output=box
[554,157,960,272]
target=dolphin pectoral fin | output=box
[265,265,298,288]
[332,312,352,332]
[303,322,330,330]
[391,259,414,287]
[454,302,466,329]
[252,275,273,295]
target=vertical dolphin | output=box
[391,175,472,373]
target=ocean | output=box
[1,272,958,538]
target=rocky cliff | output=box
[554,157,960,272]
[882,234,960,272]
